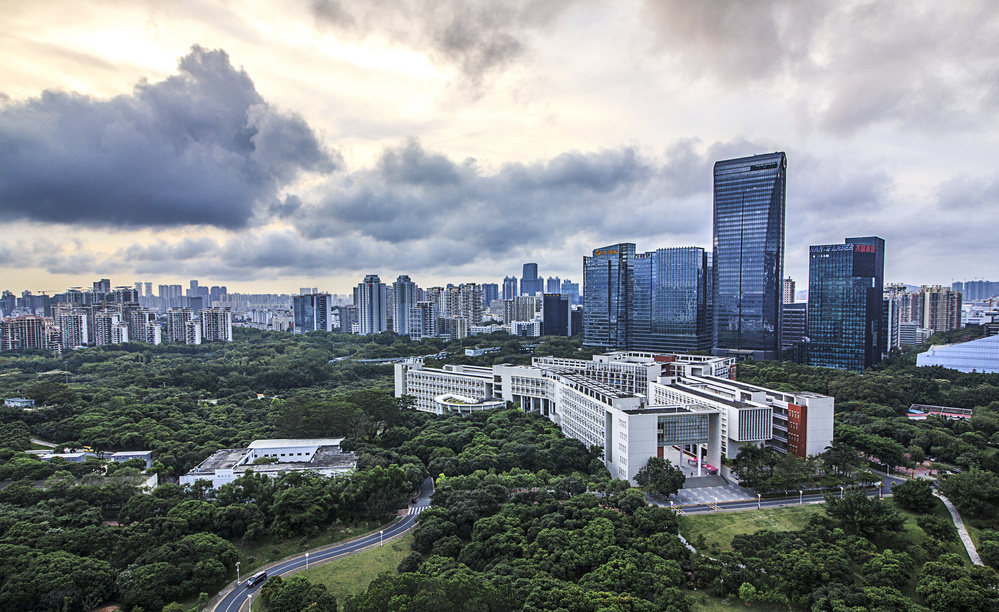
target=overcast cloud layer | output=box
[0,0,997,293]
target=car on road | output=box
[246,571,267,588]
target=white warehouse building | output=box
[180,438,357,489]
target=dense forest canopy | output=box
[2,327,999,610]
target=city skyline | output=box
[2,2,997,293]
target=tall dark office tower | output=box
[713,152,786,360]
[392,275,417,336]
[631,247,713,353]
[521,263,543,296]
[502,276,519,300]
[542,293,571,336]
[583,243,635,348]
[481,283,499,308]
[806,237,885,372]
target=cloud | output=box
[293,139,683,253]
[0,45,337,229]
[641,1,999,134]
[311,0,582,87]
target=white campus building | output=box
[395,352,834,483]
[180,438,357,488]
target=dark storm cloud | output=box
[642,1,999,134]
[287,138,741,271]
[311,0,581,86]
[0,45,337,229]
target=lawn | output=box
[679,504,826,554]
[893,498,973,565]
[689,593,773,611]
[232,516,398,577]
[297,534,414,603]
[680,497,974,610]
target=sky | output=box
[1,0,997,295]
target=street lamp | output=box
[236,561,240,586]
[305,552,309,570]
[246,593,252,612]
[799,490,803,505]
[878,483,883,499]
[757,493,761,509]
[379,530,384,546]
[840,486,844,499]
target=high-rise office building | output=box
[542,293,571,336]
[560,279,581,305]
[521,263,543,296]
[713,152,787,360]
[781,302,807,350]
[806,237,885,372]
[144,282,153,298]
[583,243,635,348]
[392,276,418,336]
[481,283,499,308]
[545,277,561,293]
[355,275,388,335]
[293,293,333,333]
[783,277,795,304]
[631,247,713,353]
[502,276,519,300]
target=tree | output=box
[824,492,905,538]
[634,457,685,498]
[916,515,958,542]
[267,575,337,612]
[891,478,936,513]
[938,468,999,518]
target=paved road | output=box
[210,477,434,612]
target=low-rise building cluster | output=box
[395,351,834,483]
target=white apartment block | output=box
[395,351,834,484]
[200,307,233,342]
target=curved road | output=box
[210,477,434,612]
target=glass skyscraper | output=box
[631,247,713,352]
[713,152,786,360]
[806,237,885,372]
[583,243,635,348]
[521,263,543,296]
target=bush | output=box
[891,479,936,513]
[398,551,423,573]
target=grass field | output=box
[689,593,774,611]
[232,516,397,577]
[894,498,972,564]
[679,504,826,554]
[296,534,414,603]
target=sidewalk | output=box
[934,491,983,565]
